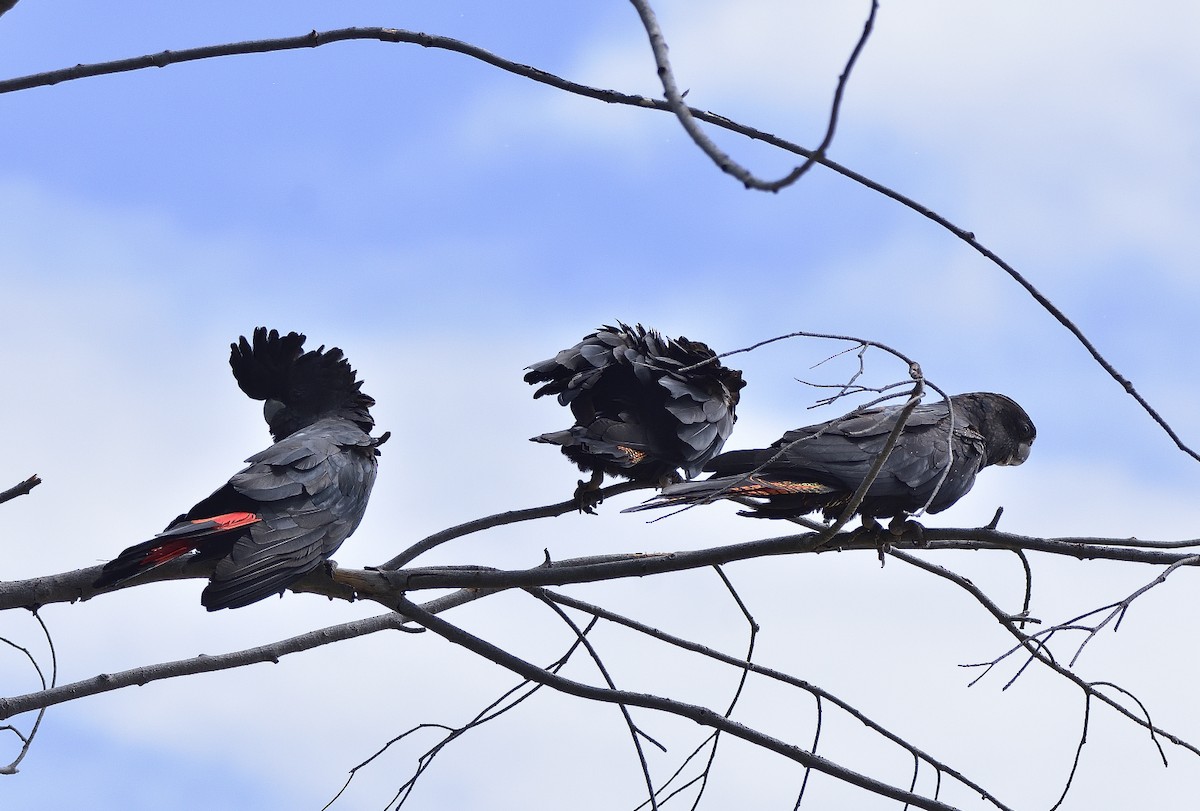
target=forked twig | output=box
[890,549,1189,789]
[1,27,1189,460]
[626,0,878,191]
[0,610,55,774]
[396,596,967,811]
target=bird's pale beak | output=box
[999,440,1033,466]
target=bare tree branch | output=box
[628,0,878,191]
[7,524,1200,614]
[394,596,965,811]
[888,549,1196,767]
[1,579,1009,807]
[2,7,1194,808]
[538,588,1012,810]
[380,480,652,570]
[0,612,409,722]
[532,592,661,810]
[0,476,41,507]
[0,28,1189,460]
[325,616,603,810]
[0,610,54,774]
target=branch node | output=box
[986,507,1005,531]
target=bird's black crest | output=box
[94,328,386,610]
[230,327,376,440]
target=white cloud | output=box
[3,3,1200,808]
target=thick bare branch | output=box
[7,526,1200,613]
[0,476,41,507]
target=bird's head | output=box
[231,327,377,441]
[968,392,1036,467]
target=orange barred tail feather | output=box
[93,512,261,590]
[621,475,835,513]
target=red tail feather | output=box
[140,539,199,566]
[200,512,260,532]
[93,511,262,590]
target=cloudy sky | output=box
[3,1,1200,808]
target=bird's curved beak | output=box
[998,440,1033,466]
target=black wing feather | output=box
[526,323,745,484]
[200,417,382,610]
[94,328,387,611]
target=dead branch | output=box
[0,28,1188,462]
[7,525,1200,614]
[324,616,603,810]
[538,587,1012,811]
[380,480,653,570]
[394,596,964,811]
[0,476,41,507]
[0,612,407,721]
[0,610,54,774]
[532,593,661,809]
[625,0,878,191]
[888,549,1192,769]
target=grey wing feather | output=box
[201,416,380,610]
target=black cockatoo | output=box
[625,392,1034,522]
[93,328,389,610]
[525,323,745,507]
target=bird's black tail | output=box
[93,512,260,590]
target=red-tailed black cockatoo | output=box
[93,328,389,610]
[525,323,745,509]
[625,392,1034,523]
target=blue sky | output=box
[3,1,1200,808]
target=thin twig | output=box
[793,695,823,809]
[379,480,652,570]
[888,549,1199,763]
[326,618,601,810]
[626,0,878,191]
[533,594,661,810]
[537,589,1011,810]
[0,610,54,774]
[1,30,1187,460]
[1049,692,1089,811]
[645,566,761,811]
[395,596,964,811]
